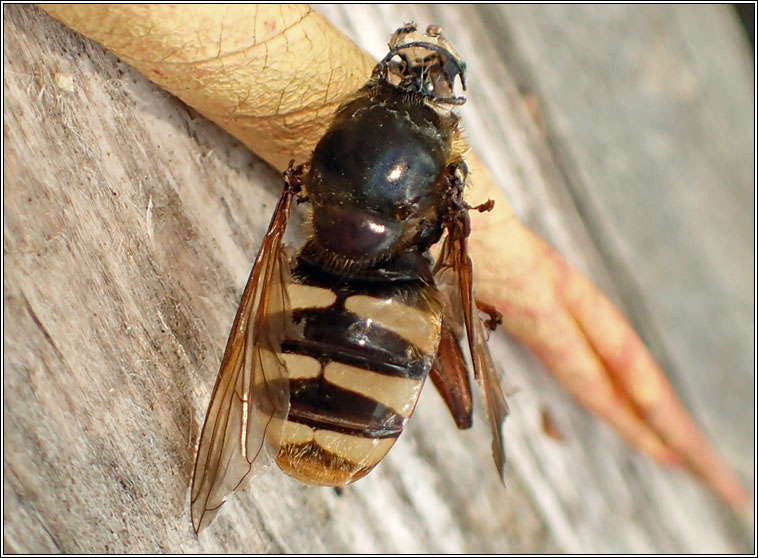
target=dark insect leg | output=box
[440,160,495,232]
[283,159,308,203]
[476,299,503,332]
[429,321,474,430]
[446,160,468,202]
[467,198,495,213]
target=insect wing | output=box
[470,289,510,481]
[430,287,473,430]
[434,216,509,480]
[191,188,295,533]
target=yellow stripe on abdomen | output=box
[286,283,337,310]
[344,294,441,355]
[274,421,398,486]
[323,362,423,418]
[280,353,322,379]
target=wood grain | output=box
[3,4,753,553]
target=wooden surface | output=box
[3,4,754,553]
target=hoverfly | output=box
[191,23,509,532]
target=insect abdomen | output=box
[272,262,442,486]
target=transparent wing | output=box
[434,214,509,480]
[429,287,473,430]
[191,185,295,532]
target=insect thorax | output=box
[305,81,460,268]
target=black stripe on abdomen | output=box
[286,378,405,438]
[283,306,432,380]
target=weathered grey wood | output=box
[491,4,755,474]
[3,4,753,554]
